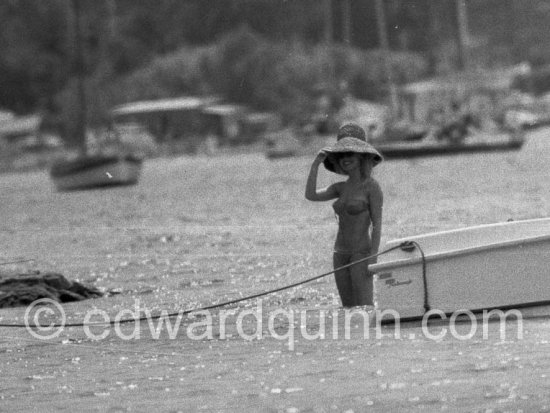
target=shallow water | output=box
[1,128,549,411]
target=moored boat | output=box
[375,134,525,159]
[48,0,143,192]
[50,154,142,191]
[370,218,550,321]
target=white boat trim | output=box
[371,234,550,271]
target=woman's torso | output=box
[332,180,372,254]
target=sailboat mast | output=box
[71,0,87,152]
[374,0,398,117]
[342,0,351,47]
[456,0,470,71]
[324,0,334,81]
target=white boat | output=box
[370,218,550,321]
[50,154,142,191]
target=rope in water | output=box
[0,259,34,266]
[0,242,427,329]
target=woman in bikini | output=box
[305,123,383,307]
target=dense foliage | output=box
[1,0,550,142]
[108,27,427,124]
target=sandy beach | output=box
[1,128,549,412]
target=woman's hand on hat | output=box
[313,150,327,165]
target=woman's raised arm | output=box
[305,152,340,201]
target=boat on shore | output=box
[370,218,550,322]
[49,153,142,191]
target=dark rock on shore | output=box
[0,272,102,308]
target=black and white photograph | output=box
[1,0,549,411]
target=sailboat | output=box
[49,0,142,191]
[49,152,142,191]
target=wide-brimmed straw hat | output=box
[322,128,383,174]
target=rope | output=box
[399,240,429,313]
[0,259,34,266]
[0,244,407,329]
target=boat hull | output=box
[376,136,524,159]
[370,218,550,321]
[50,155,142,191]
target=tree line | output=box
[1,0,548,142]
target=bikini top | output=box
[332,198,369,216]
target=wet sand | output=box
[1,128,549,412]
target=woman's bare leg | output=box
[349,253,373,306]
[333,253,354,307]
